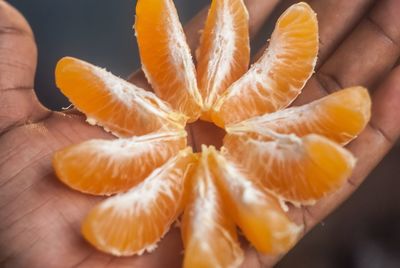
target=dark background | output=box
[9,1,400,267]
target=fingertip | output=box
[0,1,37,90]
[0,1,34,37]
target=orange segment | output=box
[196,0,250,117]
[205,146,302,254]
[82,148,196,256]
[182,148,243,268]
[228,87,371,145]
[53,131,187,196]
[212,2,319,127]
[56,57,186,137]
[135,0,203,121]
[224,134,356,205]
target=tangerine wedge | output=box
[53,131,187,196]
[196,0,250,117]
[206,146,302,254]
[212,2,319,127]
[135,0,203,121]
[227,87,371,145]
[82,148,196,256]
[224,134,356,205]
[182,148,243,268]
[56,57,186,137]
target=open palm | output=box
[1,0,400,267]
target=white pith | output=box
[224,133,357,206]
[84,131,185,156]
[213,148,267,205]
[90,64,178,120]
[68,60,187,139]
[213,3,319,126]
[100,148,189,211]
[201,0,237,109]
[156,0,203,108]
[88,148,192,256]
[226,87,370,147]
[185,147,244,267]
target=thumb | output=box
[0,1,49,135]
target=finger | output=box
[309,0,374,65]
[129,0,282,87]
[299,65,400,234]
[295,0,400,106]
[0,2,49,135]
[319,0,400,89]
[252,0,374,63]
[257,65,400,268]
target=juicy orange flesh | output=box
[135,0,202,121]
[82,148,196,256]
[212,2,318,127]
[53,132,187,196]
[224,134,355,204]
[207,147,301,254]
[182,151,243,268]
[237,209,298,254]
[228,87,371,145]
[197,0,250,116]
[56,57,186,137]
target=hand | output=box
[1,0,399,267]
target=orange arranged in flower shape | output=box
[53,0,372,267]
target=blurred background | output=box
[9,0,400,267]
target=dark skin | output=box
[1,0,400,267]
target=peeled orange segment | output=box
[228,87,372,145]
[204,146,302,255]
[135,0,203,121]
[56,57,186,137]
[196,0,250,117]
[182,147,244,268]
[82,148,196,256]
[53,131,187,196]
[212,2,319,127]
[223,134,356,205]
